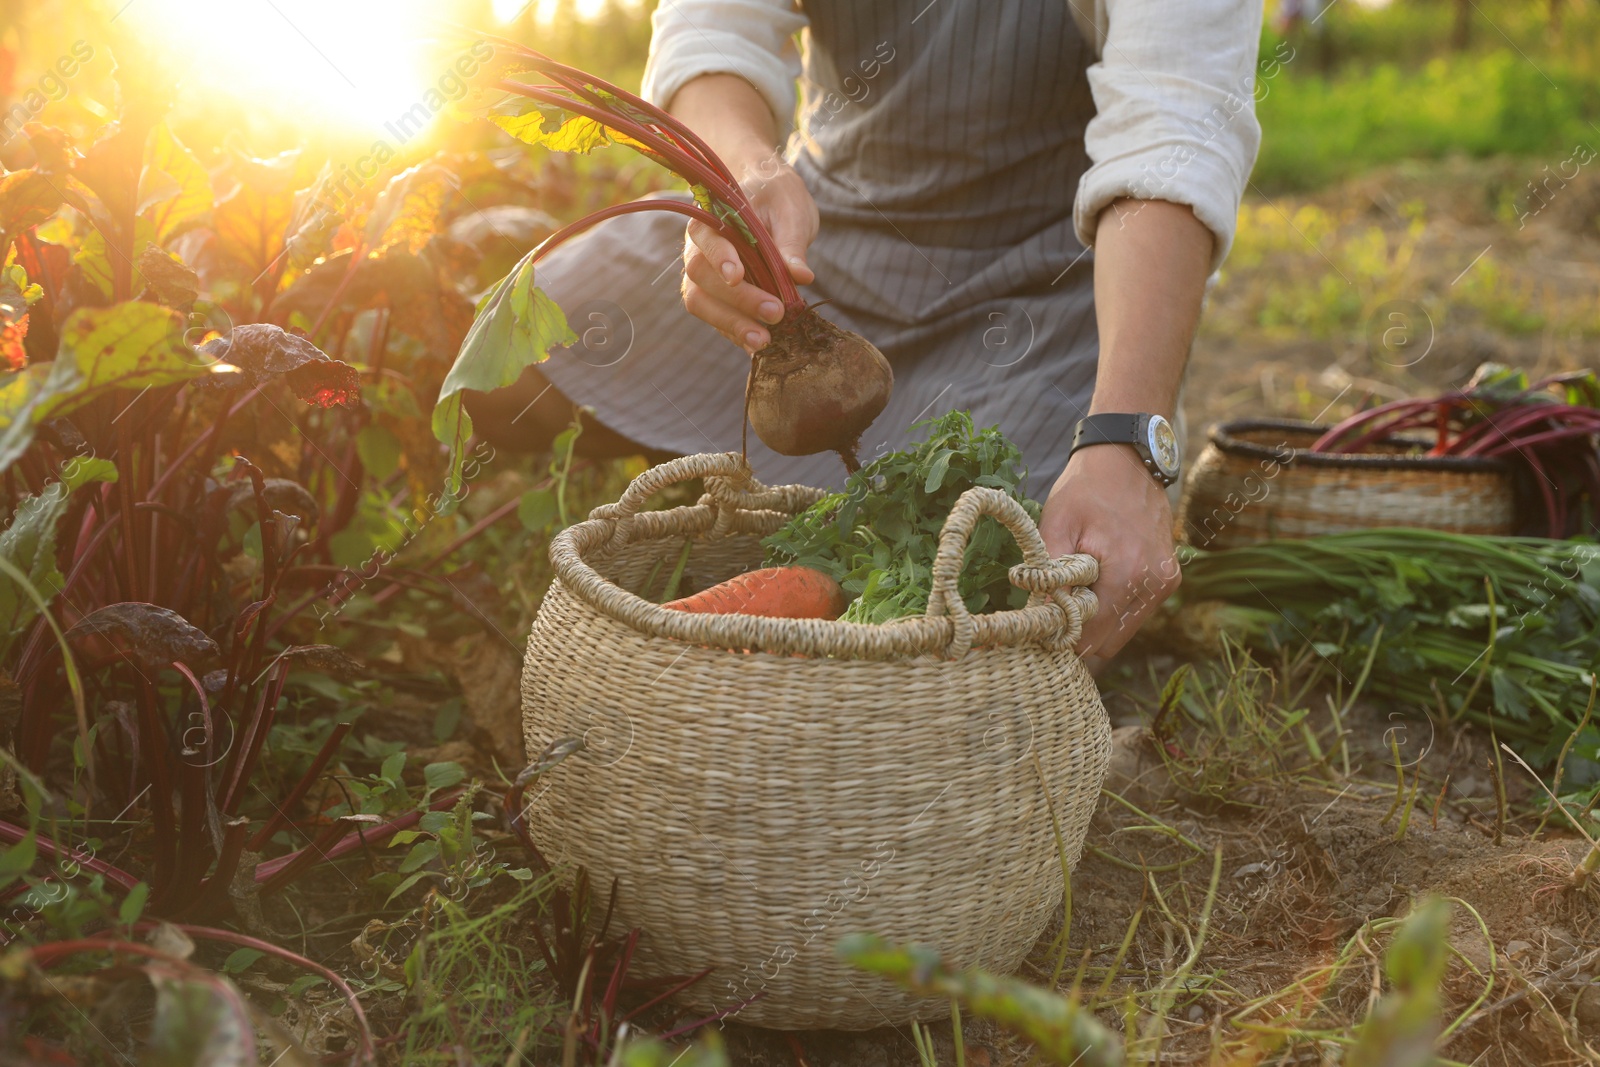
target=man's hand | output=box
[1039,446,1179,669]
[665,73,817,352]
[682,159,817,352]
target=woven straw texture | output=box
[520,453,1112,1030]
[1178,419,1518,550]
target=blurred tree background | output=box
[3,0,1597,194]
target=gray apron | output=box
[534,0,1099,499]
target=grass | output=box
[1217,189,1600,345]
[1255,51,1600,192]
[1254,0,1600,191]
[366,881,559,1064]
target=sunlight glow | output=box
[119,0,446,137]
[494,0,642,24]
[490,0,532,21]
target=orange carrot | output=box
[662,566,846,619]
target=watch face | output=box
[1147,416,1181,477]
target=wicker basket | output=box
[519,452,1111,1030]
[1177,418,1519,550]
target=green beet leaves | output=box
[489,95,655,157]
[763,411,1042,624]
[431,252,576,494]
[0,301,240,471]
[0,458,118,654]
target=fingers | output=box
[773,215,815,285]
[1077,551,1181,661]
[681,162,821,347]
[682,241,784,351]
[779,248,815,286]
[765,173,819,285]
[1040,445,1181,666]
[685,220,745,287]
[684,246,783,324]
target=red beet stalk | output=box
[474,38,801,312]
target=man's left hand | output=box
[1037,443,1180,670]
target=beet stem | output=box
[485,75,801,307]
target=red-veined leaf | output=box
[0,301,237,469]
[0,169,63,254]
[211,149,303,280]
[198,323,361,408]
[365,162,451,256]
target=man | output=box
[466,0,1262,666]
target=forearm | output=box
[1088,198,1214,421]
[1043,197,1213,665]
[665,74,783,177]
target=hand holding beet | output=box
[436,41,892,476]
[681,158,818,353]
[680,158,892,472]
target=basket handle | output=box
[588,451,827,542]
[589,452,750,525]
[923,487,1099,658]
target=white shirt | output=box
[639,0,1264,270]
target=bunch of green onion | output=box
[1177,530,1600,769]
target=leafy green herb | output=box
[763,411,1040,624]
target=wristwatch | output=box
[1069,413,1182,488]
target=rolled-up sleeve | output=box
[640,0,807,132]
[1073,0,1264,270]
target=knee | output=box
[461,366,568,453]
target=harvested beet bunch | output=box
[432,28,892,484]
[1310,362,1600,537]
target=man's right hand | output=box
[667,74,818,352]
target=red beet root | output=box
[745,309,893,471]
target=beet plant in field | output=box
[432,29,895,476]
[0,53,395,905]
[0,30,580,1032]
[0,31,725,1054]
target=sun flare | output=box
[116,0,446,137]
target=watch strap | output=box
[1070,413,1143,454]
